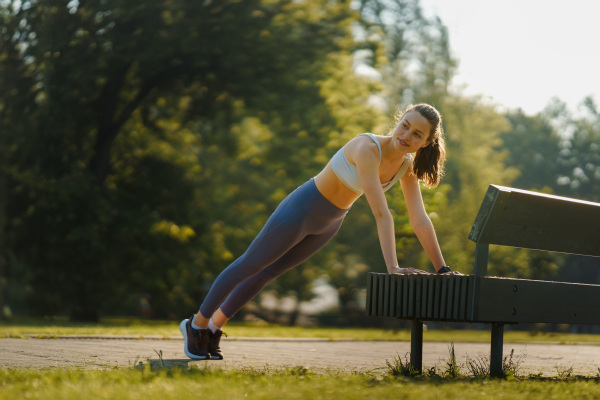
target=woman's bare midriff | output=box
[314,163,362,210]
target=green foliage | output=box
[0,0,360,320]
[1,0,598,323]
[386,352,420,377]
[433,97,520,274]
[465,349,524,380]
[386,344,525,380]
[443,342,461,378]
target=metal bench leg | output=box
[490,323,504,378]
[410,320,423,373]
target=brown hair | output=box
[394,103,446,188]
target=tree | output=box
[435,97,519,275]
[1,0,358,320]
[548,97,600,202]
[541,97,600,286]
[500,109,561,192]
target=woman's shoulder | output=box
[345,133,381,163]
[349,133,383,147]
[350,133,382,149]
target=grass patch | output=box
[1,317,599,344]
[1,365,600,400]
[387,343,526,380]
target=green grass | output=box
[1,317,599,345]
[1,366,600,400]
[2,320,600,399]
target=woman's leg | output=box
[194,223,343,330]
[198,181,320,321]
[192,312,210,328]
[182,179,346,359]
[218,217,344,321]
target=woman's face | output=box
[392,110,432,153]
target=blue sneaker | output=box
[179,317,210,360]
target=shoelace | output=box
[209,330,227,347]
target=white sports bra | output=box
[330,133,412,194]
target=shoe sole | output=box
[179,319,210,360]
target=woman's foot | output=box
[179,317,210,360]
[208,329,226,360]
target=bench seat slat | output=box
[383,274,390,317]
[378,275,385,317]
[446,278,455,319]
[426,277,434,318]
[440,276,448,319]
[366,273,374,316]
[395,276,402,318]
[402,276,409,316]
[420,276,428,318]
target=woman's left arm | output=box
[399,172,447,273]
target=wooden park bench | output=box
[366,184,600,377]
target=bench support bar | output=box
[410,320,423,373]
[490,323,504,378]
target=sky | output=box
[420,0,600,115]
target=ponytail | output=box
[413,134,446,188]
[399,104,446,188]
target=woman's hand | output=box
[389,267,430,275]
[438,270,464,275]
[436,266,464,275]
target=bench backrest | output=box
[468,185,600,276]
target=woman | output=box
[180,103,458,360]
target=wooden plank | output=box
[391,274,397,317]
[395,276,403,318]
[383,274,390,317]
[459,276,468,320]
[420,276,428,318]
[470,276,483,321]
[413,275,422,319]
[427,275,435,318]
[452,276,462,319]
[388,274,395,317]
[474,277,600,324]
[466,275,475,320]
[402,275,409,316]
[433,275,442,319]
[440,275,448,319]
[366,273,374,316]
[377,274,385,317]
[406,275,415,318]
[470,185,600,257]
[446,277,455,318]
[369,273,376,316]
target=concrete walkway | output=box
[1,336,599,377]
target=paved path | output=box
[1,336,599,376]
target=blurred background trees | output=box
[1,0,598,325]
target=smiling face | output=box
[392,110,433,153]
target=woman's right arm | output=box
[351,139,397,272]
[351,139,427,275]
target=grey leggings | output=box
[200,178,349,318]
